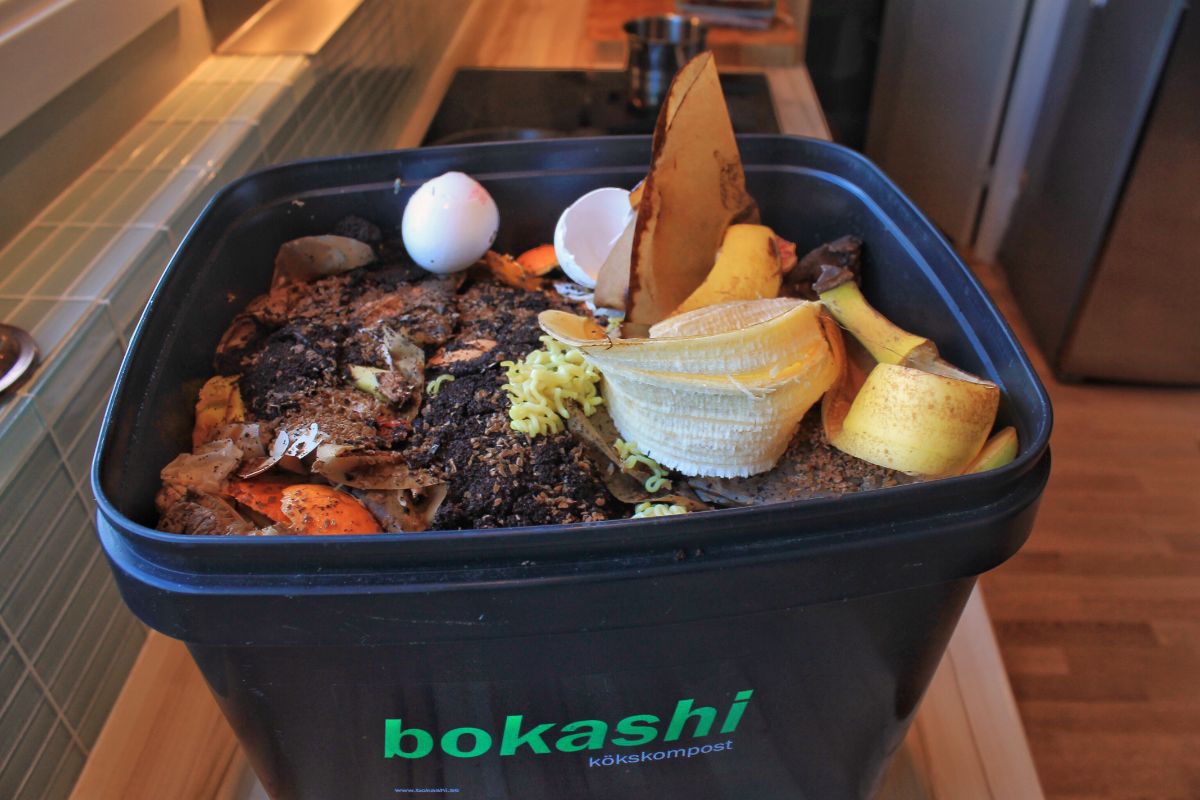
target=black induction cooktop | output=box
[421,68,780,146]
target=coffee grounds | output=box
[407,372,619,529]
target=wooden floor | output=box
[971,260,1200,800]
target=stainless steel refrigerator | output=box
[1000,0,1199,384]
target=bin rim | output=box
[92,134,1053,576]
[96,451,1050,589]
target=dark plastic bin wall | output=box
[187,577,977,800]
[94,469,1047,647]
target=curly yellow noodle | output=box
[632,502,687,518]
[502,336,603,437]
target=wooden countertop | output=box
[70,3,1044,798]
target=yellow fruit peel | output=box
[963,425,1019,474]
[193,375,245,449]
[542,299,822,376]
[818,280,935,366]
[625,53,758,327]
[671,224,789,316]
[827,362,1000,477]
[539,298,842,478]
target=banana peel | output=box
[670,225,791,316]
[540,298,841,478]
[964,426,1019,474]
[818,280,935,366]
[592,214,637,311]
[819,279,1007,476]
[595,220,791,318]
[628,180,645,209]
[649,297,800,339]
[824,361,999,477]
[543,299,825,376]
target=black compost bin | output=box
[93,136,1052,800]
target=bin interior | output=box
[95,135,1051,572]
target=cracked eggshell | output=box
[401,171,499,274]
[553,187,636,288]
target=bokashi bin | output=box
[94,136,1052,800]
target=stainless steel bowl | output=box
[0,323,38,397]
[623,14,708,109]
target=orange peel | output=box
[279,484,382,535]
[515,243,559,276]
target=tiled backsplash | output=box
[0,1,469,795]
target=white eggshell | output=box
[553,187,637,288]
[401,171,499,274]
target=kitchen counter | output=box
[69,2,1043,798]
[389,0,828,148]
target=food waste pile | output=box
[158,215,913,535]
[155,53,1014,536]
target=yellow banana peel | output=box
[817,274,1009,476]
[671,225,789,316]
[963,426,1019,474]
[824,362,999,477]
[818,280,936,366]
[540,298,841,478]
[623,53,758,327]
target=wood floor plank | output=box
[972,257,1200,800]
